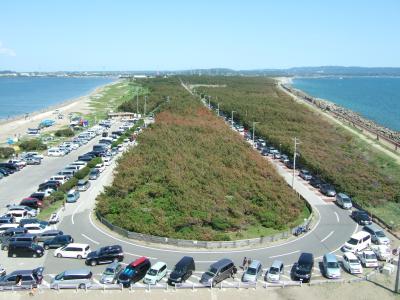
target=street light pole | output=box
[231,111,236,128]
[252,122,259,145]
[292,137,300,189]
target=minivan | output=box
[336,193,352,209]
[37,230,63,242]
[265,260,284,283]
[342,231,371,253]
[168,256,195,285]
[143,262,168,285]
[77,179,90,191]
[58,169,75,178]
[6,210,28,223]
[118,257,151,287]
[54,243,91,259]
[363,224,390,245]
[2,233,38,250]
[8,241,44,258]
[67,189,80,203]
[49,175,68,185]
[242,260,262,282]
[51,269,93,289]
[322,253,341,279]
[200,259,236,287]
[293,252,314,282]
[0,267,44,288]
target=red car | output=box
[20,197,43,209]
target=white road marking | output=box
[320,231,334,243]
[191,275,201,281]
[71,200,85,225]
[81,233,100,245]
[93,278,101,285]
[269,250,299,259]
[334,212,340,223]
[124,251,157,260]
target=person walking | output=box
[242,257,248,270]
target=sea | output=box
[291,77,400,132]
[0,76,115,120]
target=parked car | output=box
[37,230,63,242]
[320,184,337,197]
[43,235,73,250]
[8,241,44,258]
[342,231,371,253]
[371,245,391,261]
[0,228,28,249]
[26,157,41,165]
[285,160,294,169]
[100,262,123,284]
[358,250,379,268]
[23,223,50,234]
[30,192,47,201]
[89,168,100,180]
[2,234,37,251]
[309,176,324,189]
[299,169,312,181]
[336,193,353,209]
[51,269,93,289]
[47,148,65,157]
[0,267,44,288]
[342,252,363,274]
[322,253,341,279]
[54,243,91,259]
[117,257,151,287]
[143,262,168,285]
[38,181,60,192]
[167,256,195,285]
[76,179,90,192]
[293,253,314,282]
[6,210,28,223]
[19,218,48,227]
[49,175,68,185]
[85,245,124,266]
[363,224,390,245]
[20,197,43,209]
[200,259,236,287]
[0,216,15,225]
[351,211,372,225]
[264,260,284,283]
[66,189,80,203]
[8,205,36,217]
[242,260,262,282]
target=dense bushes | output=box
[188,76,400,228]
[19,139,47,151]
[96,77,304,241]
[0,147,15,159]
[55,128,74,137]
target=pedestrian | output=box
[247,258,252,267]
[242,257,247,270]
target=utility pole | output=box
[231,111,236,128]
[396,250,400,293]
[144,96,147,116]
[292,137,300,189]
[252,122,259,145]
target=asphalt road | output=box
[0,119,359,285]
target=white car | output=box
[371,245,392,261]
[95,163,105,173]
[71,161,87,168]
[49,175,68,185]
[342,252,363,274]
[8,159,27,168]
[8,206,36,217]
[23,223,51,234]
[47,148,65,157]
[358,250,379,268]
[39,189,54,197]
[25,152,44,160]
[6,210,29,223]
[103,157,112,166]
[143,262,168,285]
[54,243,91,259]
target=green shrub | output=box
[59,177,78,193]
[87,157,103,168]
[74,166,90,180]
[55,128,74,137]
[19,139,47,151]
[0,147,15,159]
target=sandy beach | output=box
[0,81,116,146]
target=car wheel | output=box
[3,246,8,251]
[12,253,17,258]
[113,258,119,263]
[90,260,97,266]
[57,253,62,258]
[78,283,86,289]
[33,253,37,258]
[77,255,83,259]
[44,245,50,250]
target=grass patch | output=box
[38,200,63,221]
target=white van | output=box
[71,161,87,168]
[49,175,68,185]
[47,148,65,157]
[54,243,91,259]
[343,231,371,253]
[7,210,29,223]
[143,262,168,285]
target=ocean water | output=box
[292,77,400,131]
[0,77,115,120]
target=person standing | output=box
[242,257,248,270]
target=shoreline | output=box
[275,77,400,152]
[0,79,120,145]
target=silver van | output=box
[363,224,390,245]
[50,269,93,289]
[336,193,352,209]
[200,259,236,287]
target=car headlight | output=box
[176,277,181,281]
[37,250,41,253]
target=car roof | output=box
[362,250,375,255]
[176,256,194,266]
[351,231,370,239]
[66,243,89,248]
[9,269,35,276]
[363,224,382,232]
[298,252,314,262]
[323,253,337,262]
[248,260,261,269]
[150,261,167,270]
[212,258,233,268]
[64,269,91,276]
[131,256,148,267]
[344,252,358,259]
[40,230,61,235]
[271,260,283,268]
[337,193,350,198]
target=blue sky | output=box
[0,0,399,71]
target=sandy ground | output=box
[0,83,113,146]
[2,274,399,300]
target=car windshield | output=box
[207,266,218,275]
[327,262,339,268]
[365,253,376,260]
[349,259,359,264]
[347,238,358,245]
[342,198,351,203]
[148,269,158,276]
[376,231,385,237]
[246,267,257,275]
[269,267,279,275]
[103,268,115,276]
[55,272,64,280]
[297,264,310,271]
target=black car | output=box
[30,192,46,201]
[351,211,372,225]
[285,160,294,169]
[0,227,28,244]
[319,184,337,197]
[78,155,95,162]
[0,163,19,172]
[168,256,195,285]
[85,245,124,266]
[117,257,151,287]
[293,252,314,282]
[38,181,60,191]
[43,234,73,250]
[309,176,324,188]
[261,148,269,156]
[0,168,11,176]
[8,241,44,258]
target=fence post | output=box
[220,282,222,290]
[129,284,134,293]
[254,281,257,289]
[147,283,150,292]
[192,283,195,291]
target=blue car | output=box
[66,189,80,203]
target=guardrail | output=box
[96,207,314,249]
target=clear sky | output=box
[0,0,399,71]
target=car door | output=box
[63,246,74,258]
[5,275,17,287]
[158,265,167,281]
[343,256,349,271]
